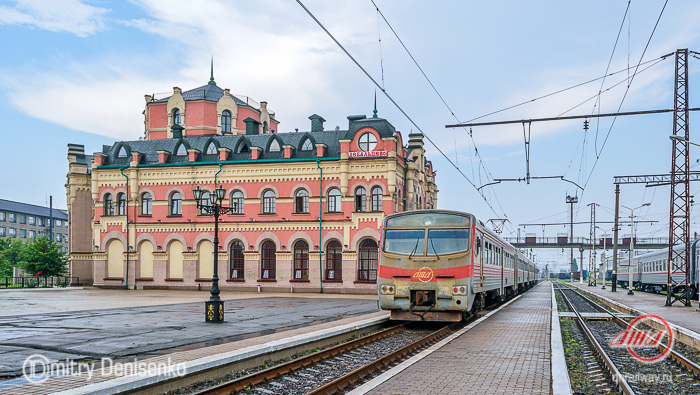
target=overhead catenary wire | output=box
[295,0,508,221]
[579,0,669,196]
[369,0,512,233]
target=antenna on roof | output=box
[208,56,216,86]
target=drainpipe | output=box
[120,167,130,290]
[403,155,408,211]
[316,159,323,294]
[214,163,222,186]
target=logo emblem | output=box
[412,267,434,282]
[609,314,674,363]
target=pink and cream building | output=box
[66,76,438,294]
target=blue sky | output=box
[1,0,699,271]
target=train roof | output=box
[633,239,700,260]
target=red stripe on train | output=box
[378,265,472,281]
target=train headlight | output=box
[452,286,467,296]
[380,285,395,295]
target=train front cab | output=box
[378,211,474,322]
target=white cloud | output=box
[0,0,108,37]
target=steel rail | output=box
[305,323,458,394]
[556,284,636,395]
[190,324,407,395]
[561,284,700,378]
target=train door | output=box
[500,250,504,299]
[475,231,484,292]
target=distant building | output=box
[66,72,438,293]
[0,199,69,251]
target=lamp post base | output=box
[205,300,225,323]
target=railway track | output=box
[554,283,700,394]
[187,322,458,395]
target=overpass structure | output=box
[503,236,670,251]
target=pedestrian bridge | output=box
[502,236,669,250]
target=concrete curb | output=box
[52,314,389,395]
[347,286,533,395]
[550,283,573,395]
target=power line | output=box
[462,55,671,124]
[369,0,512,232]
[295,0,507,220]
[579,0,669,195]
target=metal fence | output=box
[503,236,670,246]
[0,276,80,289]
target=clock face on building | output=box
[358,132,377,152]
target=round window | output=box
[358,132,377,152]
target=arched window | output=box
[263,121,269,133]
[358,132,377,152]
[117,146,127,158]
[354,187,366,212]
[301,139,313,151]
[295,189,309,213]
[261,240,276,279]
[176,144,187,156]
[116,193,127,215]
[358,239,378,282]
[172,108,181,125]
[230,240,245,279]
[170,192,182,216]
[269,139,281,152]
[104,193,114,216]
[221,110,231,134]
[326,240,342,280]
[371,187,383,211]
[199,192,211,214]
[231,190,244,214]
[206,143,218,155]
[262,190,276,214]
[293,241,309,280]
[237,142,249,153]
[141,193,152,215]
[328,188,341,212]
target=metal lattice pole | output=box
[667,49,691,307]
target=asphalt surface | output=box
[0,296,379,377]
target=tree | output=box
[0,238,25,277]
[20,236,68,277]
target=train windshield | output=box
[384,229,425,255]
[426,228,470,255]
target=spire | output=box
[372,91,378,118]
[208,57,216,85]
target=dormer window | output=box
[206,143,218,155]
[176,144,187,156]
[172,109,181,125]
[269,139,281,152]
[237,143,249,153]
[358,132,377,152]
[301,139,313,151]
[117,146,127,158]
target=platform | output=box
[569,282,700,332]
[356,283,553,395]
[0,293,382,394]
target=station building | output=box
[66,75,438,293]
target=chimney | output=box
[347,115,366,128]
[171,123,184,139]
[243,117,261,135]
[309,114,326,132]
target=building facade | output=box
[0,199,69,251]
[66,77,438,293]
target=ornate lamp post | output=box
[193,185,236,323]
